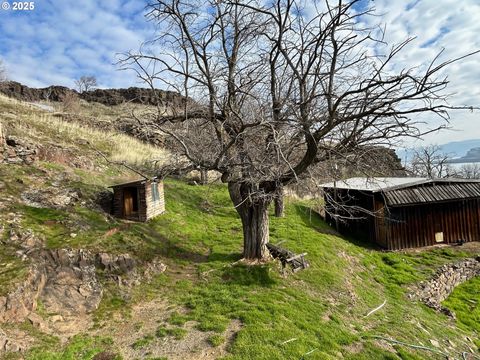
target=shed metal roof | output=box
[321,177,480,206]
[320,177,430,192]
[109,178,149,188]
[383,182,480,206]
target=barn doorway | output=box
[123,187,139,216]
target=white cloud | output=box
[0,0,153,89]
[359,0,480,146]
[0,0,479,146]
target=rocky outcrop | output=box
[0,135,38,165]
[0,328,32,353]
[0,264,46,323]
[21,187,81,209]
[0,247,166,325]
[0,81,187,107]
[80,87,187,107]
[411,257,480,316]
[40,249,103,316]
[0,81,75,102]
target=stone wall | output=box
[412,257,480,316]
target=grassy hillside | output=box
[5,180,476,360]
[0,96,479,359]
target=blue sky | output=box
[0,0,479,145]
[0,0,153,88]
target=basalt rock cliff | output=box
[0,81,186,107]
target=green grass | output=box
[167,327,188,340]
[0,247,29,296]
[131,334,155,349]
[443,276,480,347]
[2,174,479,359]
[167,311,189,326]
[26,335,119,360]
[111,180,477,359]
[155,326,188,340]
[208,334,224,347]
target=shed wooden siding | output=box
[385,199,480,250]
[322,183,480,250]
[111,180,165,222]
[145,181,165,219]
[373,199,387,248]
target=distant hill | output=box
[0,81,187,107]
[447,147,480,164]
[397,138,480,164]
[439,139,480,159]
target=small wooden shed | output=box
[321,177,480,250]
[110,179,165,222]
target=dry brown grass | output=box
[0,94,170,168]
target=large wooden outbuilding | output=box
[321,177,480,250]
[110,179,165,222]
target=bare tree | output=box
[458,163,480,179]
[0,59,7,82]
[60,92,81,113]
[407,145,453,178]
[121,0,478,260]
[75,75,97,93]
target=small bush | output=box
[167,327,188,340]
[208,334,224,347]
[168,311,188,326]
[155,326,187,340]
[155,327,168,338]
[131,335,154,349]
[61,92,81,113]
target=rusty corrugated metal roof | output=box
[320,177,480,206]
[384,182,480,206]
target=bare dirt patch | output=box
[96,298,242,360]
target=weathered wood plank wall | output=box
[384,199,480,250]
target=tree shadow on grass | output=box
[208,251,242,263]
[293,204,380,251]
[127,223,245,266]
[134,223,277,286]
[293,204,333,231]
[164,181,235,219]
[221,264,276,287]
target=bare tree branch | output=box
[119,0,479,259]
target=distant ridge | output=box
[447,147,480,164]
[439,139,480,158]
[0,81,187,107]
[397,138,480,164]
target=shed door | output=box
[123,187,138,216]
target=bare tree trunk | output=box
[274,186,284,217]
[200,168,208,185]
[228,182,270,260]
